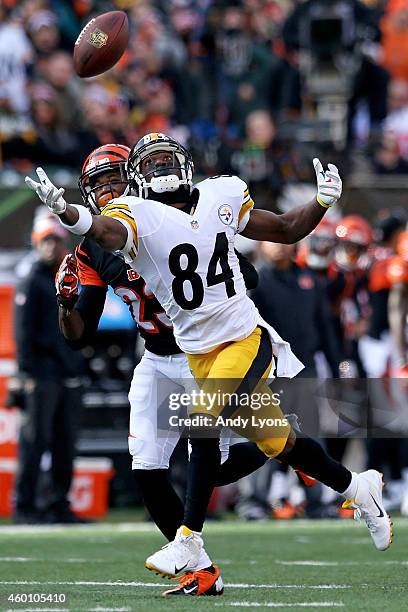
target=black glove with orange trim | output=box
[55,253,79,312]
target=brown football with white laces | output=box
[73,11,129,78]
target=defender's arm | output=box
[56,253,108,347]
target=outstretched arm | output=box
[242,159,342,244]
[56,253,109,348]
[25,168,127,251]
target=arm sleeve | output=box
[235,249,259,290]
[101,201,139,262]
[75,243,107,288]
[65,285,108,350]
[67,245,108,349]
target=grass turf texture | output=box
[0,519,406,611]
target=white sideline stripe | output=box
[276,560,408,567]
[4,609,69,612]
[0,557,36,561]
[0,523,160,535]
[0,580,351,590]
[215,603,344,608]
[0,518,407,535]
[0,557,89,563]
[277,561,340,567]
[227,585,350,590]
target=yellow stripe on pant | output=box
[187,326,291,458]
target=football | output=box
[73,11,129,78]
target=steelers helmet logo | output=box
[218,204,233,225]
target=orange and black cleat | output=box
[161,564,224,597]
[272,500,305,520]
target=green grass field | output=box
[0,518,406,611]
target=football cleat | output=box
[145,525,202,577]
[342,470,392,551]
[294,469,317,487]
[161,564,224,597]
[337,505,354,519]
[272,500,304,520]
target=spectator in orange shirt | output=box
[381,1,408,82]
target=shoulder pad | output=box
[197,175,248,197]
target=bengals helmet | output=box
[335,215,373,246]
[127,132,194,200]
[335,215,373,270]
[305,217,337,270]
[79,144,130,214]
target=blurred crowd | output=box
[2,0,408,210]
[2,0,408,523]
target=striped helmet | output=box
[79,144,130,214]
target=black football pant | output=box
[15,379,82,515]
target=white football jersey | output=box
[101,175,258,354]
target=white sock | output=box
[195,547,212,571]
[341,471,358,499]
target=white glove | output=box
[313,158,342,208]
[25,167,67,214]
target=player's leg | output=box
[246,372,391,550]
[211,342,392,551]
[146,326,275,576]
[184,327,274,527]
[215,440,269,486]
[240,373,391,550]
[131,351,223,593]
[129,352,185,540]
[216,331,392,551]
[217,403,391,549]
[276,433,392,550]
[161,437,268,596]
[158,352,223,576]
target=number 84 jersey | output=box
[102,175,259,354]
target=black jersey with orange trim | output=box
[75,238,181,356]
[368,256,392,339]
[367,255,408,338]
